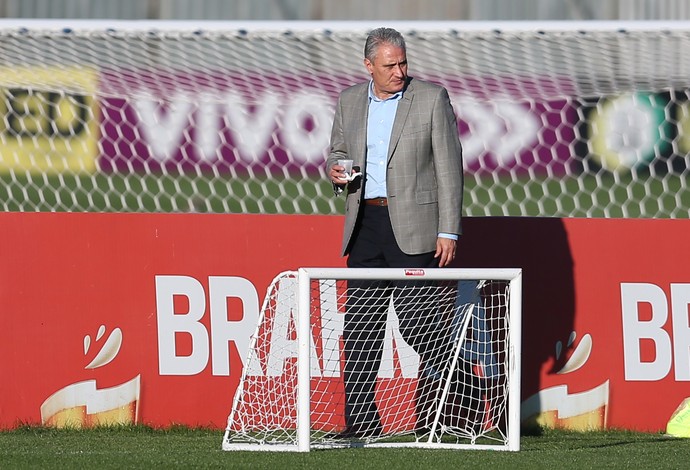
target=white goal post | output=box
[222,267,522,452]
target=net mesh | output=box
[223,270,515,450]
[2,22,690,216]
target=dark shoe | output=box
[325,426,382,440]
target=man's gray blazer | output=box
[327,77,464,256]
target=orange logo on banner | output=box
[40,325,141,428]
[522,331,609,431]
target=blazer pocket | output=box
[416,190,438,205]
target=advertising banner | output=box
[96,71,577,177]
[0,212,344,429]
[0,67,100,174]
[457,217,690,432]
[0,213,688,432]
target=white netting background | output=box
[224,271,514,449]
[2,21,690,216]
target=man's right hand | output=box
[330,164,348,184]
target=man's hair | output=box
[364,27,406,62]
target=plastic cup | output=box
[337,159,353,178]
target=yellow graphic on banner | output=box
[521,332,610,432]
[0,67,99,173]
[40,325,141,428]
[40,376,141,428]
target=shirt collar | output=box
[368,80,403,102]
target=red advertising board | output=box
[0,213,688,432]
[0,212,344,429]
[458,217,690,432]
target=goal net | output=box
[2,20,690,217]
[222,267,522,452]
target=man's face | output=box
[364,43,408,99]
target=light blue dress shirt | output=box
[364,82,400,200]
[364,81,457,241]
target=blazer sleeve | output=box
[432,87,464,236]
[326,94,347,195]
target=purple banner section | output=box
[98,70,350,175]
[442,74,578,177]
[97,70,577,176]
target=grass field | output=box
[2,171,689,217]
[0,426,688,469]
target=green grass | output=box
[1,171,689,217]
[0,426,688,469]
[0,172,342,214]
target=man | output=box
[326,27,464,438]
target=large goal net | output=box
[222,268,522,452]
[2,20,690,216]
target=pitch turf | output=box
[1,426,688,469]
[1,172,689,217]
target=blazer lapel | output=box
[387,79,414,161]
[353,85,370,166]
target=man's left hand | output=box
[435,237,457,267]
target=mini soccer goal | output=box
[222,267,522,452]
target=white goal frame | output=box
[222,267,522,452]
